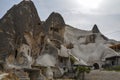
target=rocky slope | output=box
[85,70,120,80]
[64,25,120,67]
[0,0,120,79]
[0,0,119,68]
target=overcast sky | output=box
[0,0,120,41]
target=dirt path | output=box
[85,70,120,80]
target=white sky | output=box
[0,0,120,41]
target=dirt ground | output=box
[85,70,120,80]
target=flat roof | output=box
[106,55,120,60]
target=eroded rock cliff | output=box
[0,0,120,79]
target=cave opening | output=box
[93,63,99,69]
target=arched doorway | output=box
[93,63,99,69]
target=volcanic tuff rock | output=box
[43,12,65,43]
[92,24,100,33]
[0,0,42,60]
[0,0,120,76]
[43,12,65,33]
[0,0,66,69]
[64,25,120,67]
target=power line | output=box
[105,30,120,35]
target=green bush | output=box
[77,66,91,73]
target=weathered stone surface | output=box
[44,12,65,33]
[92,24,100,33]
[85,34,96,44]
[0,0,67,71]
[43,12,65,43]
[1,0,120,80]
[0,0,42,68]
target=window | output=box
[50,27,53,31]
[54,28,59,32]
[38,23,41,25]
[15,50,18,59]
[28,50,29,55]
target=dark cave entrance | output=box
[0,64,4,71]
[93,63,99,69]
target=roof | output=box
[73,57,88,66]
[109,44,120,50]
[36,54,56,67]
[106,55,120,60]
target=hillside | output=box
[64,25,120,66]
[0,0,120,79]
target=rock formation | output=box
[64,25,120,69]
[0,0,67,79]
[0,0,42,62]
[0,0,120,79]
[92,24,100,33]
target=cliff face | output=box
[64,25,120,67]
[0,1,41,36]
[0,0,120,76]
[0,0,41,56]
[43,12,65,43]
[1,1,120,80]
[0,0,66,69]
